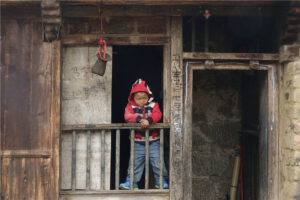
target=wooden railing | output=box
[60,123,170,192]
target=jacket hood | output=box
[128,79,153,105]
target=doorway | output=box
[184,63,278,200]
[111,45,164,189]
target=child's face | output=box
[133,92,149,107]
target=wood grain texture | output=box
[183,52,279,61]
[169,16,183,200]
[1,9,61,199]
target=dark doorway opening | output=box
[191,70,268,200]
[111,45,164,189]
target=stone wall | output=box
[192,71,241,200]
[279,54,300,200]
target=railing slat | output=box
[86,130,91,190]
[72,130,76,191]
[145,129,149,190]
[115,129,120,190]
[101,130,105,190]
[160,129,164,189]
[62,124,169,192]
[130,129,135,190]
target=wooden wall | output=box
[1,5,60,200]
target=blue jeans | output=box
[126,140,169,184]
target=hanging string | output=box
[97,0,104,42]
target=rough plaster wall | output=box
[61,47,112,190]
[192,71,241,200]
[279,60,300,200]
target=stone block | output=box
[192,178,216,200]
[287,166,300,181]
[192,134,212,153]
[280,44,300,63]
[292,74,300,88]
[284,61,300,75]
[285,104,300,120]
[192,153,212,177]
[198,122,240,149]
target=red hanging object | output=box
[98,38,107,61]
[203,10,211,20]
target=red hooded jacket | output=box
[124,79,162,141]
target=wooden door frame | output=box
[183,62,279,200]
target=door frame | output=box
[183,62,279,200]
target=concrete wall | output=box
[191,71,241,200]
[279,59,300,200]
[61,47,112,190]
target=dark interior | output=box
[191,70,268,200]
[111,45,164,189]
[183,15,280,53]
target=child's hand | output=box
[140,119,149,129]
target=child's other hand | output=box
[140,119,149,129]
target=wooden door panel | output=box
[1,11,60,199]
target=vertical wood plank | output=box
[86,130,91,190]
[163,17,171,123]
[160,129,164,189]
[47,40,61,200]
[115,129,120,190]
[259,70,269,200]
[267,65,279,200]
[182,63,194,199]
[101,130,105,190]
[145,129,149,190]
[170,16,183,200]
[130,129,135,190]
[72,130,77,190]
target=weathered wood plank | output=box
[60,189,169,195]
[62,34,169,46]
[267,65,279,200]
[187,63,269,70]
[62,4,275,18]
[163,17,171,123]
[183,52,279,61]
[182,62,194,200]
[0,150,51,158]
[62,123,170,131]
[258,71,269,200]
[61,0,278,6]
[47,40,61,200]
[169,16,183,200]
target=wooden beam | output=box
[62,34,170,46]
[267,65,279,200]
[62,5,275,17]
[0,150,51,158]
[60,190,169,195]
[61,0,278,6]
[62,123,170,131]
[170,16,183,200]
[186,63,269,70]
[183,52,279,61]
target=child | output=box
[119,79,169,190]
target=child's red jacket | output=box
[124,79,162,142]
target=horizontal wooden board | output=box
[63,16,167,35]
[62,34,170,46]
[62,123,170,131]
[183,52,279,61]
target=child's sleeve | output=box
[146,103,162,124]
[124,104,141,123]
